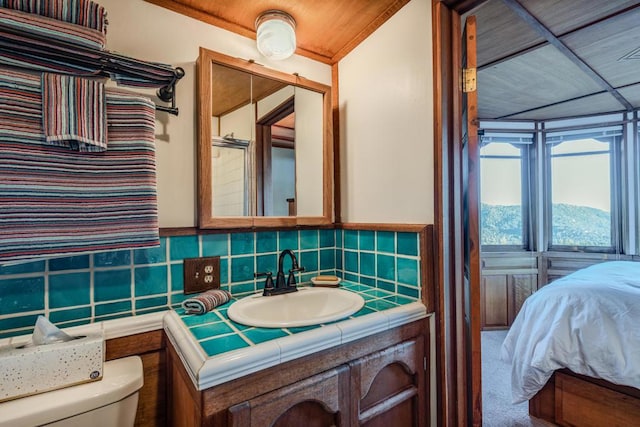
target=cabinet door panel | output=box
[228,365,349,427]
[481,273,537,329]
[482,275,509,328]
[360,363,414,410]
[508,274,536,324]
[273,401,339,427]
[351,338,426,426]
[362,398,413,427]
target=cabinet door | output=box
[349,338,426,427]
[481,274,509,328]
[227,365,350,427]
[481,273,536,329]
[507,274,536,325]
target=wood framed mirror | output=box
[197,47,333,229]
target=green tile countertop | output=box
[163,282,428,390]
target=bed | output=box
[501,261,640,426]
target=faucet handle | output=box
[254,272,274,290]
[286,266,305,286]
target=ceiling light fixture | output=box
[255,10,296,60]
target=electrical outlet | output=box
[183,256,220,294]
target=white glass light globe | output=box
[256,11,296,60]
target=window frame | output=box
[544,132,623,254]
[479,135,533,252]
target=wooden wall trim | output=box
[332,62,342,224]
[159,225,335,237]
[161,223,428,235]
[422,225,436,315]
[160,227,199,237]
[432,0,457,425]
[338,223,427,232]
[105,330,165,360]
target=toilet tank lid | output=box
[0,356,143,427]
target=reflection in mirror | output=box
[198,47,332,229]
[257,94,296,216]
[212,137,252,216]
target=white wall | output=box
[295,88,324,217]
[338,0,434,224]
[220,104,253,142]
[100,0,331,227]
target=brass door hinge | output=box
[463,67,476,93]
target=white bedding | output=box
[501,261,640,403]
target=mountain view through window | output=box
[480,137,613,248]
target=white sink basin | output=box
[227,287,365,328]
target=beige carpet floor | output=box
[481,330,556,427]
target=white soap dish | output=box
[310,275,341,287]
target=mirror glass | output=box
[197,48,332,228]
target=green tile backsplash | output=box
[336,229,421,298]
[49,272,91,308]
[231,233,255,255]
[0,228,422,338]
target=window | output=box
[480,133,532,248]
[545,128,621,251]
[478,117,631,255]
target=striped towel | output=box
[0,0,108,33]
[0,7,106,50]
[182,290,232,315]
[42,73,107,152]
[0,8,177,90]
[0,67,160,263]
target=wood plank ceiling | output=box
[471,0,640,120]
[143,0,410,64]
[146,0,640,121]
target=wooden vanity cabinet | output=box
[166,319,430,427]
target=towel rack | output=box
[0,22,184,115]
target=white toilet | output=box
[0,356,144,427]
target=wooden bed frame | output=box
[529,369,640,426]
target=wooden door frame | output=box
[432,1,487,426]
[255,96,295,216]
